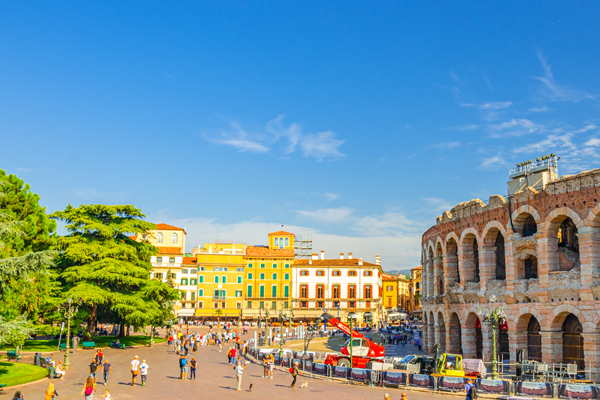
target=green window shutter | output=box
[215,276,219,283]
[260,264,265,268]
[220,290,226,298]
[248,273,253,279]
[199,276,204,283]
[260,286,265,297]
[272,264,277,269]
[238,276,242,284]
[284,286,289,297]
[199,289,204,296]
[248,263,253,268]
[272,286,277,297]
[260,273,265,280]
[180,279,185,285]
[272,273,277,280]
[222,276,227,283]
[285,263,290,268]
[247,285,252,297]
[284,273,289,280]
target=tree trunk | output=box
[150,325,154,347]
[87,303,98,337]
[119,322,125,338]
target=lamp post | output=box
[478,295,506,380]
[62,298,80,370]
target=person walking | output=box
[102,359,111,385]
[290,361,299,389]
[89,358,99,384]
[130,356,140,386]
[189,357,197,379]
[230,347,237,365]
[45,382,57,400]
[464,378,475,400]
[140,359,148,386]
[234,360,247,391]
[80,377,96,400]
[179,355,188,380]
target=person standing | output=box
[140,360,149,386]
[234,360,247,391]
[189,357,197,380]
[130,356,140,386]
[179,355,188,380]
[290,361,299,389]
[80,377,96,400]
[230,347,237,365]
[45,382,57,400]
[89,358,99,384]
[102,359,111,385]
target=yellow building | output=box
[410,265,423,311]
[397,275,410,311]
[382,272,399,310]
[243,231,295,320]
[193,242,247,320]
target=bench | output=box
[0,383,6,391]
[82,341,96,349]
[7,351,21,362]
[60,343,67,350]
[110,341,125,349]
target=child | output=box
[103,389,112,400]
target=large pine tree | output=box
[51,204,178,335]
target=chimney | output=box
[339,252,344,260]
[312,253,318,260]
[348,252,353,259]
[375,255,381,265]
[358,257,363,266]
[309,259,312,265]
[320,250,325,260]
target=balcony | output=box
[213,296,227,300]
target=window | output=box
[273,263,277,269]
[272,301,277,309]
[220,289,226,299]
[272,273,277,280]
[171,233,178,243]
[236,267,243,272]
[317,301,324,308]
[199,289,204,297]
[348,270,357,277]
[247,301,252,309]
[223,267,228,272]
[259,285,265,298]
[198,301,203,309]
[284,301,289,308]
[236,301,242,309]
[198,266,205,271]
[215,276,219,283]
[349,301,355,308]
[316,270,325,277]
[284,285,289,297]
[213,302,218,308]
[332,270,341,276]
[364,285,372,299]
[190,279,197,285]
[300,270,309,276]
[284,273,290,280]
[247,272,253,280]
[260,264,265,268]
[301,301,308,309]
[248,263,253,269]
[191,291,195,301]
[247,285,252,297]
[387,285,393,292]
[285,237,289,246]
[157,232,163,243]
[154,273,163,279]
[316,284,324,299]
[236,290,242,297]
[348,285,356,299]
[284,264,290,269]
[300,284,308,298]
[181,278,188,285]
[274,237,279,247]
[333,285,340,299]
[222,276,227,284]
[169,257,175,263]
[157,256,162,263]
[260,273,265,280]
[199,276,204,283]
[272,285,277,297]
[259,301,264,309]
[364,270,373,277]
[237,276,242,284]
[182,269,188,274]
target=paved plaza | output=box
[2,327,443,400]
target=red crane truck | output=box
[322,314,385,368]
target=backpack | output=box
[288,367,294,374]
[85,387,93,396]
[471,385,478,399]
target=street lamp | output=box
[478,295,506,380]
[62,298,81,370]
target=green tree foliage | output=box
[0,315,36,354]
[51,204,178,335]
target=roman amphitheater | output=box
[421,157,600,379]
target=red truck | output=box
[322,314,385,368]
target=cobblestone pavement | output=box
[1,327,445,400]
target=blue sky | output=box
[2,2,600,271]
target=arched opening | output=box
[476,318,483,359]
[437,312,446,351]
[284,237,289,247]
[427,247,435,297]
[429,311,435,352]
[563,314,585,370]
[157,232,163,243]
[495,233,506,280]
[448,313,462,354]
[548,216,581,272]
[435,243,444,295]
[483,227,506,281]
[465,313,483,359]
[423,313,428,350]
[274,237,279,247]
[171,232,178,243]
[446,238,459,285]
[462,234,480,283]
[523,215,538,237]
[527,316,542,361]
[499,321,509,362]
[524,256,538,279]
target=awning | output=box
[177,308,196,317]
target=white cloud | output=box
[204,121,269,153]
[296,207,353,223]
[479,155,507,171]
[428,141,461,150]
[323,192,338,201]
[534,49,595,103]
[529,105,549,112]
[461,101,513,111]
[298,131,345,161]
[266,115,301,154]
[487,118,542,138]
[451,124,478,131]
[584,138,600,147]
[424,197,453,213]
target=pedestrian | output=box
[465,378,475,400]
[234,359,247,391]
[189,357,197,379]
[89,358,99,384]
[102,359,111,385]
[102,389,112,400]
[12,391,24,400]
[230,347,237,365]
[45,382,57,400]
[140,359,149,386]
[130,355,140,386]
[97,349,104,365]
[269,353,274,379]
[290,361,299,389]
[179,355,188,380]
[80,377,96,400]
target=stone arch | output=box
[445,235,460,286]
[548,305,586,330]
[428,311,435,352]
[544,207,585,231]
[460,227,481,244]
[515,312,543,362]
[512,207,541,237]
[464,312,482,359]
[435,236,445,253]
[482,222,507,281]
[435,241,444,295]
[544,208,583,272]
[446,231,460,244]
[437,311,446,352]
[510,205,541,230]
[513,306,544,330]
[461,229,480,284]
[447,312,462,354]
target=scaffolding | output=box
[294,233,313,259]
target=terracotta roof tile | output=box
[158,247,183,254]
[182,256,197,265]
[268,231,295,236]
[129,235,138,241]
[382,273,397,280]
[155,223,186,233]
[412,266,422,270]
[245,246,295,257]
[294,259,379,267]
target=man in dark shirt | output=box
[89,359,99,384]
